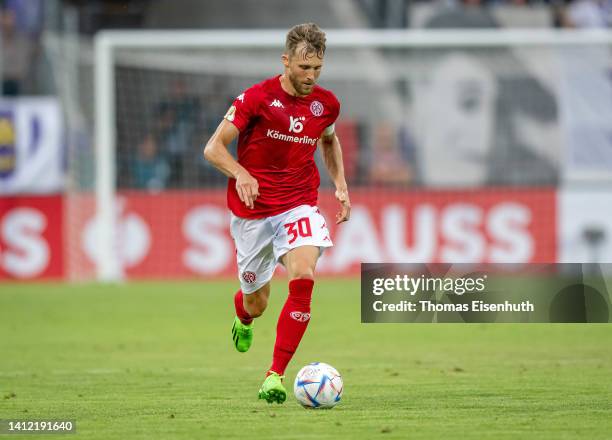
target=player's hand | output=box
[235,171,259,209]
[335,186,351,224]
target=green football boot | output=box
[231,317,253,353]
[258,372,287,404]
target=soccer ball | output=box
[293,362,343,409]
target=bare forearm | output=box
[203,139,246,179]
[321,135,347,189]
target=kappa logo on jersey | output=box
[242,271,257,284]
[236,93,245,102]
[290,311,311,322]
[310,100,324,117]
[269,99,284,108]
[289,116,306,133]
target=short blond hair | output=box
[285,23,326,58]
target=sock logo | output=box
[241,271,257,284]
[290,311,311,322]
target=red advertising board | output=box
[71,188,556,279]
[0,195,63,280]
[0,189,556,280]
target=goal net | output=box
[60,30,612,281]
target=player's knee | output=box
[287,259,314,280]
[291,265,314,280]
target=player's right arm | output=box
[203,120,259,209]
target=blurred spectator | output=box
[62,0,149,34]
[3,0,44,37]
[359,0,410,28]
[367,123,413,186]
[196,78,236,187]
[425,0,500,28]
[559,0,612,28]
[1,5,32,96]
[142,80,200,188]
[132,135,169,190]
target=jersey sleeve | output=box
[330,94,341,123]
[223,86,262,132]
[324,93,341,134]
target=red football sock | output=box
[234,290,253,325]
[269,278,314,376]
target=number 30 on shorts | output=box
[284,217,312,244]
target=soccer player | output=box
[203,23,350,404]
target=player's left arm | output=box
[319,127,351,224]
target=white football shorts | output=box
[230,204,333,294]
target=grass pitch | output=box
[1,280,611,439]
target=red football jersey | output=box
[224,75,340,218]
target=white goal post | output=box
[93,29,612,282]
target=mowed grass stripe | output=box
[1,280,611,439]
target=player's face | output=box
[282,43,323,96]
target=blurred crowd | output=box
[363,0,612,28]
[554,0,612,27]
[0,0,46,96]
[47,0,612,34]
[2,0,611,190]
[122,75,559,191]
